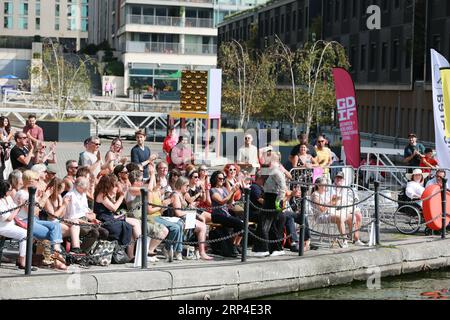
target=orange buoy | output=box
[421,185,450,230]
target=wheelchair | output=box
[393,190,423,235]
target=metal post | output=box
[241,188,250,262]
[299,186,307,257]
[441,178,447,239]
[25,187,36,275]
[140,188,148,269]
[374,181,380,245]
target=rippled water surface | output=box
[261,269,450,300]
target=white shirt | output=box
[64,189,89,220]
[14,189,29,220]
[80,151,101,177]
[0,196,18,229]
[237,145,260,168]
[405,181,425,199]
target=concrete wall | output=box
[2,239,450,300]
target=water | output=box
[260,269,450,300]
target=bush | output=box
[80,43,99,55]
[32,52,41,59]
[104,60,124,76]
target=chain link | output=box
[378,189,442,205]
[248,229,292,243]
[0,201,29,216]
[305,193,375,209]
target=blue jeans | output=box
[284,210,310,243]
[154,216,183,253]
[25,217,63,245]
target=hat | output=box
[406,169,429,180]
[335,171,345,179]
[408,133,417,138]
[46,163,58,174]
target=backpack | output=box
[208,226,236,257]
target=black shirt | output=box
[290,144,317,158]
[249,183,264,220]
[10,145,31,170]
[404,143,425,167]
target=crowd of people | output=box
[5,116,441,271]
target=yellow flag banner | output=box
[440,68,450,138]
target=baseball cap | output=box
[408,133,417,138]
[46,163,58,174]
[335,171,345,179]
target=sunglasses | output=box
[245,137,251,140]
[192,175,199,179]
[70,166,78,169]
[17,136,27,139]
[318,141,325,143]
[120,170,128,173]
[217,177,224,181]
[228,168,236,172]
[91,142,101,146]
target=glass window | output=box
[3,16,13,29]
[55,18,60,30]
[81,19,88,32]
[20,2,28,15]
[360,45,366,71]
[4,2,13,15]
[36,17,40,30]
[19,17,28,29]
[35,1,40,16]
[81,5,88,17]
[55,4,60,16]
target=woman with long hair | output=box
[44,178,71,237]
[170,176,212,260]
[185,168,211,224]
[105,137,127,167]
[94,174,141,259]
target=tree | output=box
[295,40,349,137]
[30,40,92,121]
[218,41,276,130]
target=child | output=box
[420,148,438,173]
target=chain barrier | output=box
[304,193,375,209]
[378,189,443,205]
[0,202,29,216]
[248,229,292,243]
[304,219,376,238]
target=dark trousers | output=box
[79,225,109,252]
[253,193,286,253]
[284,210,310,243]
[212,213,244,233]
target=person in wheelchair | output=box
[403,169,428,209]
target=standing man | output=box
[131,129,157,181]
[403,133,425,169]
[237,134,260,175]
[23,114,44,146]
[79,136,111,178]
[162,125,178,168]
[10,132,34,170]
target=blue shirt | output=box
[131,145,151,178]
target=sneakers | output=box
[338,239,349,248]
[253,251,270,258]
[148,256,159,262]
[175,252,183,261]
[270,250,285,257]
[162,247,174,262]
[353,240,367,247]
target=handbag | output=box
[112,241,130,264]
[14,217,27,229]
[89,240,115,266]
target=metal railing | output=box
[125,41,216,55]
[126,14,213,29]
[184,43,217,55]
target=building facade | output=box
[89,0,269,97]
[218,0,450,143]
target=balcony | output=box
[125,41,217,55]
[126,15,214,29]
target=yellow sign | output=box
[441,68,450,138]
[180,70,208,112]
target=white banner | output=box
[431,49,450,170]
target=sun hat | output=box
[406,168,429,180]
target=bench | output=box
[207,221,255,230]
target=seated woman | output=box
[94,174,141,259]
[8,169,23,200]
[185,168,211,224]
[43,177,72,239]
[223,164,244,216]
[14,170,67,270]
[170,176,213,260]
[311,177,353,248]
[405,169,428,206]
[125,170,169,262]
[0,180,29,269]
[209,171,244,256]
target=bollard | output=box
[140,188,148,269]
[25,187,36,275]
[374,181,380,245]
[299,186,307,257]
[442,178,447,239]
[241,188,250,262]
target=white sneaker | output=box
[194,249,201,260]
[270,251,285,257]
[253,251,270,258]
[338,240,349,248]
[353,240,367,247]
[148,256,159,262]
[175,252,183,261]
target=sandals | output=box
[50,252,68,271]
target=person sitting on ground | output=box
[330,171,365,246]
[14,170,67,269]
[420,148,438,174]
[209,171,244,256]
[94,174,141,259]
[125,170,168,262]
[64,177,109,253]
[63,160,78,196]
[0,180,29,269]
[426,169,446,188]
[170,176,213,260]
[105,138,128,168]
[405,169,427,206]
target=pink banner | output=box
[332,68,361,169]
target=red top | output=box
[163,135,177,164]
[23,125,44,141]
[420,156,438,173]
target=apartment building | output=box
[89,0,269,97]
